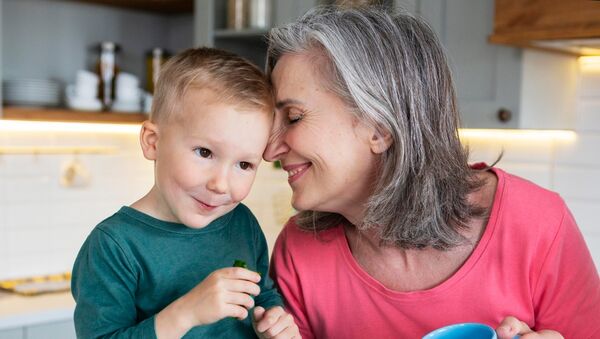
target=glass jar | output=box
[145,48,170,94]
[227,0,249,30]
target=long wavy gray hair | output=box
[266,6,486,250]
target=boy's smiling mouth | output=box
[192,197,223,211]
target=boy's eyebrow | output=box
[275,98,304,109]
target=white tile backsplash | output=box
[576,100,600,132]
[579,71,600,98]
[554,166,600,201]
[554,133,600,166]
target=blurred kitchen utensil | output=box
[66,70,102,111]
[146,48,170,94]
[249,0,270,29]
[2,78,61,107]
[228,0,249,30]
[113,72,142,113]
[60,157,92,188]
[0,272,71,296]
[96,41,120,110]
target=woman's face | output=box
[264,53,380,223]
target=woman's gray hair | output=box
[267,5,485,250]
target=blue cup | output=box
[423,323,497,339]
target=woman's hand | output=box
[253,306,300,338]
[496,316,564,339]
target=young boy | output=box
[72,48,298,338]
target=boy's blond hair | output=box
[151,47,273,124]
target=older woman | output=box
[263,6,599,339]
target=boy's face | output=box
[151,88,271,228]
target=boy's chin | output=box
[184,204,238,229]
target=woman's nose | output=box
[263,124,290,162]
[207,168,228,194]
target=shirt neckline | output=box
[119,205,234,235]
[336,167,506,301]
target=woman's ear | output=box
[369,129,393,154]
[140,120,160,161]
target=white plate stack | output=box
[2,78,61,107]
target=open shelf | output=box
[1,106,147,124]
[71,0,193,14]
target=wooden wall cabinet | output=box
[489,0,600,55]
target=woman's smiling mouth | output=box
[283,163,312,184]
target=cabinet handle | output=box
[497,108,512,123]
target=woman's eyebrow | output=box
[275,98,304,110]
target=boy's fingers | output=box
[226,292,255,310]
[225,304,250,320]
[223,267,262,282]
[227,279,261,296]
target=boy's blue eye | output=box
[194,147,212,158]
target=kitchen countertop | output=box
[0,291,74,330]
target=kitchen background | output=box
[0,0,599,337]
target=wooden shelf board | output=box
[1,107,147,124]
[72,0,193,14]
[214,29,269,38]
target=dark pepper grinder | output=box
[96,42,119,110]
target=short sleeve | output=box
[532,206,600,338]
[71,228,157,339]
[270,222,315,339]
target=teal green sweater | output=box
[71,205,282,338]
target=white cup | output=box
[116,73,140,102]
[74,70,99,99]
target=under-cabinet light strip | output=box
[0,146,117,155]
[0,120,141,134]
[0,120,576,142]
[458,129,576,141]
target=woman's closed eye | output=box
[287,108,305,124]
[194,147,212,158]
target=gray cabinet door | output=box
[25,320,76,339]
[0,328,24,339]
[273,0,319,26]
[418,0,522,128]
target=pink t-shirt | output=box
[270,168,600,338]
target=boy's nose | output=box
[207,169,228,194]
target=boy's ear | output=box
[140,120,160,161]
[369,127,393,154]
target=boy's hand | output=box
[183,267,261,325]
[253,306,300,339]
[157,267,261,338]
